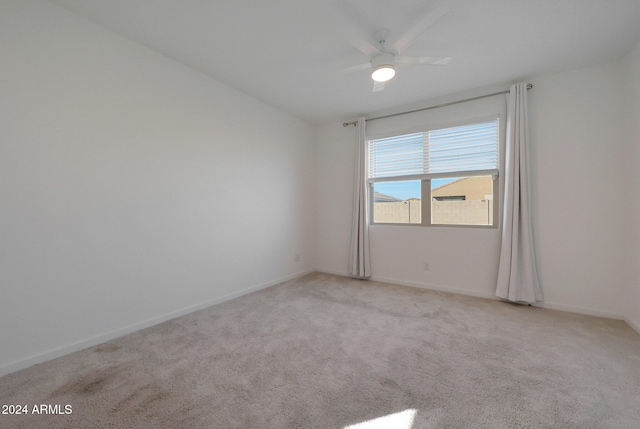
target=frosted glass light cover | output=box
[371,66,395,82]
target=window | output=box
[368,119,499,227]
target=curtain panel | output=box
[349,117,372,278]
[496,83,543,303]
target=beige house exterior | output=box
[373,176,494,225]
[432,176,492,201]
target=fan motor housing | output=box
[371,52,396,82]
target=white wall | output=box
[316,62,629,318]
[622,40,640,333]
[0,0,315,375]
[315,124,357,275]
[528,63,626,318]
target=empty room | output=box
[1,0,640,428]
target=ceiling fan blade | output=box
[344,29,381,57]
[395,56,452,65]
[373,81,386,92]
[392,5,449,54]
[329,0,380,56]
[339,62,372,74]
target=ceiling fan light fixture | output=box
[371,52,396,82]
[371,65,395,82]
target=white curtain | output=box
[496,83,543,303]
[349,117,371,278]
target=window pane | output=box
[373,181,421,224]
[431,176,494,225]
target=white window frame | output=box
[367,116,500,228]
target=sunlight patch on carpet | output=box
[344,409,417,429]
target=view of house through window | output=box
[368,119,498,227]
[372,176,494,225]
[431,176,494,225]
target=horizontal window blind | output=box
[368,119,498,182]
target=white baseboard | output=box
[540,302,624,320]
[315,269,497,300]
[0,269,314,377]
[315,268,350,277]
[371,275,498,301]
[624,316,640,337]
[316,270,631,322]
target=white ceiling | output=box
[49,0,640,125]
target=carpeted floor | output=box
[1,272,640,428]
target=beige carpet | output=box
[1,272,639,428]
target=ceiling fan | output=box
[333,2,453,92]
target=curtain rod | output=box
[343,83,533,127]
